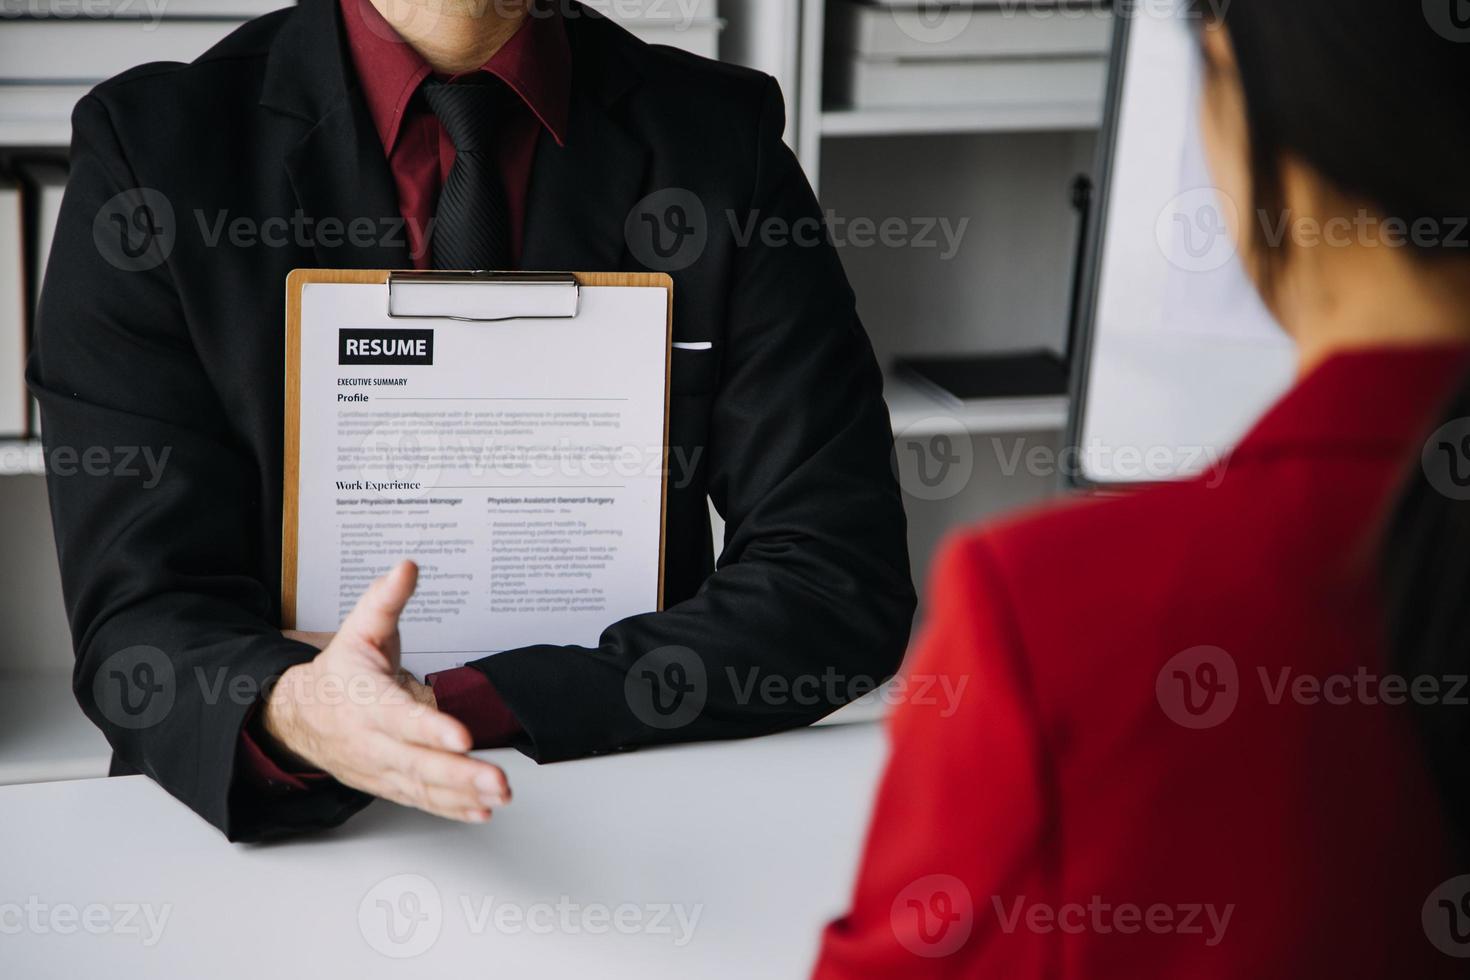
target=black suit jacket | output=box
[29,0,915,841]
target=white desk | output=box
[0,723,888,979]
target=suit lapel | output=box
[521,8,648,272]
[260,0,410,270]
[283,101,411,269]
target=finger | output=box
[326,748,497,824]
[376,755,504,821]
[423,780,486,816]
[371,736,510,806]
[342,560,418,651]
[414,751,511,806]
[374,768,485,823]
[376,697,472,753]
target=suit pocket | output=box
[670,344,720,397]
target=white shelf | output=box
[821,99,1102,138]
[0,83,81,147]
[885,372,1068,437]
[0,439,44,476]
[0,670,112,786]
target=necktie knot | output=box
[423,77,504,154]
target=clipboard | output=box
[281,269,674,658]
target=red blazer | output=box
[814,345,1468,979]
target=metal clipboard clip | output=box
[386,271,581,321]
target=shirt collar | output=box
[338,0,570,153]
[1230,342,1470,463]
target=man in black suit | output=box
[29,0,914,842]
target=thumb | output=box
[342,560,417,654]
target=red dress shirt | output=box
[812,344,1468,979]
[239,0,571,790]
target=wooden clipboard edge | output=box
[282,268,387,629]
[279,268,674,628]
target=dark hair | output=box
[1383,382,1470,847]
[1190,0,1470,286]
[1188,0,1470,843]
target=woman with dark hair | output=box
[811,2,1470,977]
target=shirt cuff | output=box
[237,701,329,793]
[427,666,522,748]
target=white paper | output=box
[292,281,668,677]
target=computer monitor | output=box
[1066,0,1296,488]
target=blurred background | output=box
[0,0,1110,784]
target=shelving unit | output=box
[0,86,80,148]
[0,470,84,784]
[821,99,1102,139]
[0,672,111,786]
[795,0,1109,602]
[886,374,1068,437]
[0,438,44,476]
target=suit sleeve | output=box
[27,93,371,842]
[470,76,917,761]
[811,535,1053,979]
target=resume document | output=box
[289,280,669,676]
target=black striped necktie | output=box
[422,75,514,271]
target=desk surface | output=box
[0,723,887,979]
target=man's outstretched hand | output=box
[261,560,511,823]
